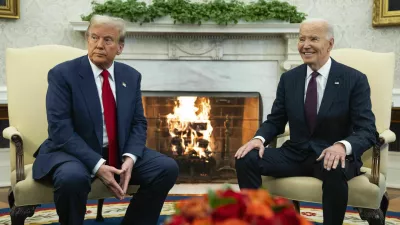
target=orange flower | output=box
[192,217,213,225]
[245,202,274,219]
[215,218,250,225]
[241,189,275,206]
[176,197,211,219]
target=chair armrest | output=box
[268,125,290,148]
[370,130,394,186]
[277,125,290,138]
[3,126,22,140]
[379,129,396,144]
[2,126,25,183]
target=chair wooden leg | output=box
[9,189,37,225]
[357,208,384,225]
[356,191,389,225]
[293,200,300,213]
[10,205,37,225]
[96,199,105,222]
[380,191,389,218]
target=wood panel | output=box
[0,105,7,120]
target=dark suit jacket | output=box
[32,56,147,180]
[255,58,377,169]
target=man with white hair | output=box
[32,15,179,225]
[235,18,377,225]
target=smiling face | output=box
[298,21,334,71]
[87,23,124,69]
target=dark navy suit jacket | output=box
[255,58,377,170]
[32,56,147,180]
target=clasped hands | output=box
[96,156,134,200]
[234,139,347,170]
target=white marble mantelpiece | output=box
[70,21,303,68]
[70,21,300,35]
[70,21,303,120]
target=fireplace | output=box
[142,91,261,183]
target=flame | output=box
[166,96,213,158]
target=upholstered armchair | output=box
[263,49,396,225]
[3,45,139,224]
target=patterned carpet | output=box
[0,196,399,225]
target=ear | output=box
[117,43,125,55]
[328,38,334,52]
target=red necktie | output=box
[304,71,319,133]
[101,70,118,168]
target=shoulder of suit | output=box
[280,63,307,80]
[51,55,84,72]
[114,61,141,76]
[331,59,366,79]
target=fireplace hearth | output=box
[142,91,261,183]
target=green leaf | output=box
[82,0,307,25]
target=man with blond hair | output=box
[32,15,179,225]
[235,18,377,225]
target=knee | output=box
[159,157,179,188]
[235,149,259,171]
[54,171,91,194]
[323,167,346,184]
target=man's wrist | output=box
[334,142,346,153]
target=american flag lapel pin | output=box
[122,82,126,87]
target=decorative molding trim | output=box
[126,33,283,40]
[282,34,302,70]
[0,86,7,105]
[168,39,223,60]
[70,21,301,35]
[392,88,400,107]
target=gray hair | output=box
[300,18,334,40]
[86,15,126,44]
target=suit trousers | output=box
[47,148,179,225]
[235,148,360,225]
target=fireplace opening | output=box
[142,91,261,183]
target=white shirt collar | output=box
[306,57,332,79]
[88,56,115,81]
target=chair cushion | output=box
[262,167,386,209]
[11,164,139,206]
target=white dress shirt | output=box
[89,57,138,176]
[255,58,352,155]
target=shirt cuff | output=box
[253,136,265,144]
[122,153,138,164]
[92,158,106,177]
[335,140,352,155]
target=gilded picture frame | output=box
[373,0,400,27]
[0,0,19,19]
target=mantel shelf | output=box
[70,21,300,35]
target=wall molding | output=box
[0,86,7,105]
[393,88,400,107]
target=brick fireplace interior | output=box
[142,91,261,183]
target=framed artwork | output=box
[0,0,19,19]
[373,0,400,26]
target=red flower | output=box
[245,216,275,225]
[274,207,302,225]
[274,196,291,206]
[211,189,246,221]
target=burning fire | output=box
[166,96,213,158]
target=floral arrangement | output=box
[164,187,312,225]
